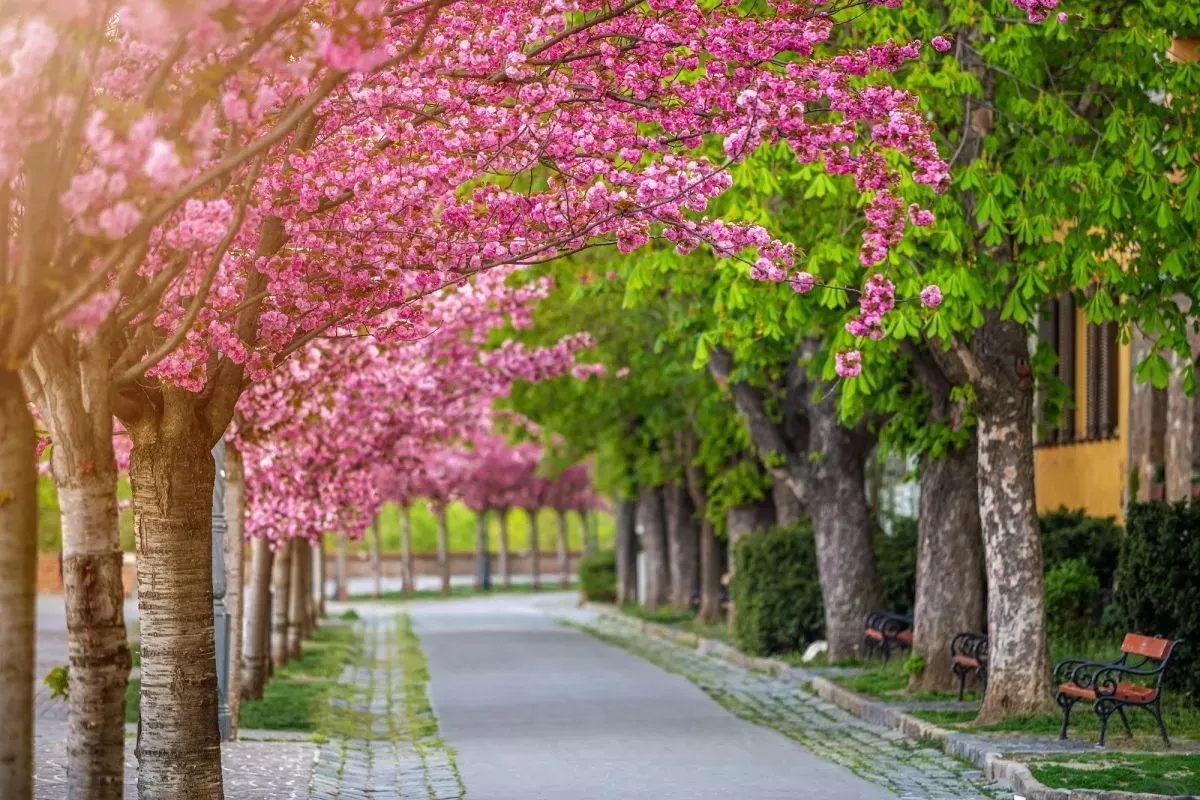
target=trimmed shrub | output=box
[579,549,617,602]
[1040,506,1123,592]
[1116,501,1200,704]
[876,516,917,616]
[1044,558,1101,640]
[731,520,824,656]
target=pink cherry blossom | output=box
[920,285,944,309]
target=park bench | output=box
[688,584,730,613]
[863,610,913,663]
[950,632,988,701]
[1054,633,1182,747]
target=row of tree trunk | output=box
[338,505,588,598]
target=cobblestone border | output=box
[581,603,1189,800]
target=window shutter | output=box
[1057,295,1076,442]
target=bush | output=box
[876,516,917,616]
[731,521,825,656]
[1116,501,1200,704]
[1044,558,1101,640]
[579,549,617,602]
[1040,507,1123,592]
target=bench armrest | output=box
[1053,658,1116,687]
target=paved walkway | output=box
[413,594,902,800]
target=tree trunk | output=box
[807,407,883,662]
[222,444,246,739]
[127,422,224,800]
[474,510,489,592]
[909,443,984,692]
[0,370,36,800]
[636,487,669,610]
[614,499,637,604]
[335,533,348,601]
[270,539,293,670]
[498,509,512,589]
[369,517,382,599]
[697,516,722,623]
[725,499,775,631]
[557,509,571,589]
[287,540,306,658]
[436,504,451,595]
[526,508,541,590]
[772,475,804,527]
[970,321,1053,721]
[665,485,699,611]
[313,536,326,618]
[399,506,414,596]
[240,537,273,701]
[581,510,595,558]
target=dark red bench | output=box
[1054,633,1182,747]
[863,611,913,663]
[950,632,988,701]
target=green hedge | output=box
[1115,502,1200,704]
[876,516,917,616]
[1041,506,1122,591]
[730,521,825,656]
[579,549,617,602]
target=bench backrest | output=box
[1121,633,1174,662]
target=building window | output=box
[1037,295,1118,446]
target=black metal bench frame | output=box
[863,610,913,663]
[949,632,988,701]
[1053,634,1182,747]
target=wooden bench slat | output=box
[1121,633,1172,661]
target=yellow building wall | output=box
[1033,327,1131,522]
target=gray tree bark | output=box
[335,532,348,601]
[772,475,804,527]
[369,517,382,599]
[556,509,571,589]
[0,370,36,800]
[127,417,224,800]
[399,505,414,596]
[474,510,488,592]
[725,498,775,631]
[287,539,306,657]
[681,432,722,624]
[527,507,541,590]
[908,349,984,693]
[966,317,1053,720]
[240,537,273,701]
[636,487,669,610]
[665,485,699,611]
[436,504,451,595]
[313,536,326,619]
[709,345,882,661]
[29,337,131,800]
[270,539,293,670]
[498,508,512,589]
[808,400,883,662]
[614,499,637,605]
[222,444,246,738]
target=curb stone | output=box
[581,603,1194,800]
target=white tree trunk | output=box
[240,537,273,701]
[287,540,305,658]
[526,508,541,590]
[369,518,382,599]
[498,509,512,589]
[399,506,414,596]
[270,540,293,671]
[0,370,36,800]
[127,420,224,800]
[436,505,451,594]
[335,533,348,601]
[636,488,669,610]
[313,536,326,618]
[556,509,571,589]
[223,444,245,738]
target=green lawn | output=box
[36,472,614,556]
[352,580,579,602]
[1029,753,1200,795]
[619,603,732,643]
[125,622,359,731]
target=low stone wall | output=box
[327,550,583,579]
